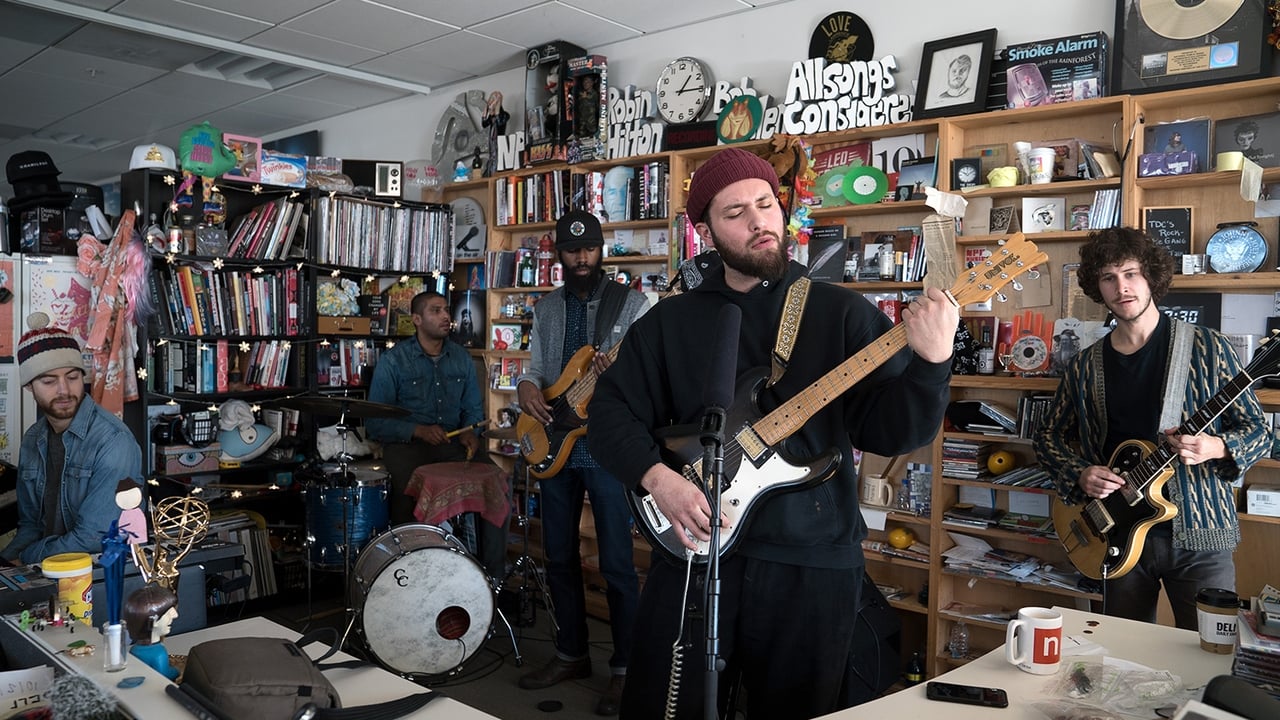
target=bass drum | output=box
[351,524,495,676]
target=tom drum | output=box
[304,467,390,569]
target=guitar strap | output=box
[1158,320,1195,432]
[591,278,630,349]
[769,276,811,387]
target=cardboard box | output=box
[156,442,221,475]
[317,316,372,335]
[565,54,608,163]
[1247,485,1280,517]
[523,40,586,165]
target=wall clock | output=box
[656,57,712,124]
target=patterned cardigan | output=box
[1033,320,1270,552]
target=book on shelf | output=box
[942,503,1006,528]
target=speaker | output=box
[343,159,402,198]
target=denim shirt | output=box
[365,337,484,444]
[2,396,143,564]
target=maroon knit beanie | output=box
[685,147,779,225]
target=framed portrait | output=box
[1214,112,1280,168]
[1113,0,1271,94]
[1142,118,1212,172]
[915,28,997,119]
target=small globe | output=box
[987,450,1018,476]
[887,527,916,549]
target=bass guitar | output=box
[1052,330,1280,580]
[517,343,621,479]
[630,233,1047,564]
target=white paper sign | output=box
[0,666,54,719]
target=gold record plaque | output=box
[1114,0,1270,93]
[809,12,874,63]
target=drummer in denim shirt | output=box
[366,291,503,576]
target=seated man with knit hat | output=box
[1,313,143,566]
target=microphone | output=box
[706,302,747,430]
[46,674,119,720]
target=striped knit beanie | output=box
[18,312,84,385]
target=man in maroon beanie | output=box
[588,147,959,718]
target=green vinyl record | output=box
[843,166,888,205]
[817,168,850,207]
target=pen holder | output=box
[102,622,128,672]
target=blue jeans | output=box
[1103,532,1235,630]
[539,466,639,671]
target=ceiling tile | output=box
[559,0,751,33]
[21,47,167,90]
[199,106,298,137]
[112,0,273,42]
[282,0,452,53]
[43,93,183,144]
[0,38,45,75]
[0,69,122,127]
[277,76,410,109]
[56,23,217,71]
[136,72,270,106]
[0,4,86,46]
[236,93,350,123]
[352,54,472,87]
[0,123,38,143]
[383,31,523,76]
[195,0,334,25]
[62,0,125,9]
[60,145,138,185]
[243,26,382,67]
[471,3,637,49]
[372,0,546,28]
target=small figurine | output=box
[482,91,509,177]
[116,479,148,546]
[124,584,180,680]
[454,159,470,183]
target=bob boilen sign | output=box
[782,55,913,133]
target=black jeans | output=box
[620,554,861,720]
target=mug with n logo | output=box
[1005,606,1062,674]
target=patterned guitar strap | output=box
[768,276,811,387]
[1158,320,1195,436]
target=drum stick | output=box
[446,420,489,438]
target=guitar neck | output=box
[1129,369,1257,491]
[564,342,623,406]
[753,323,909,446]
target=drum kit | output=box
[276,394,546,681]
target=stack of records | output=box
[942,503,1005,529]
[942,438,992,480]
[1233,610,1280,696]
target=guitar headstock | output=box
[1247,330,1280,380]
[949,233,1049,307]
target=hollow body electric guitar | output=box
[1051,331,1280,580]
[631,233,1048,564]
[518,343,621,479]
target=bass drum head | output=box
[358,539,494,676]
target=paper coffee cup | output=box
[1005,606,1062,674]
[1028,148,1056,184]
[1196,588,1238,654]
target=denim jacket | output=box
[2,396,142,564]
[365,337,483,443]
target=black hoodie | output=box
[588,254,950,569]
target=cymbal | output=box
[275,395,409,419]
[484,426,518,440]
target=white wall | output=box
[274,0,1115,162]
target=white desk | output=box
[819,606,1233,718]
[819,604,1228,717]
[1,615,498,719]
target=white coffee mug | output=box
[861,475,893,507]
[1005,606,1062,674]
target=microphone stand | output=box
[701,404,727,720]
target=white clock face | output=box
[958,164,977,183]
[657,57,710,124]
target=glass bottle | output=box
[518,249,535,287]
[904,651,924,685]
[949,621,969,659]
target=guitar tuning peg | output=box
[995,292,1009,303]
[1011,279,1024,292]
[1026,268,1041,280]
